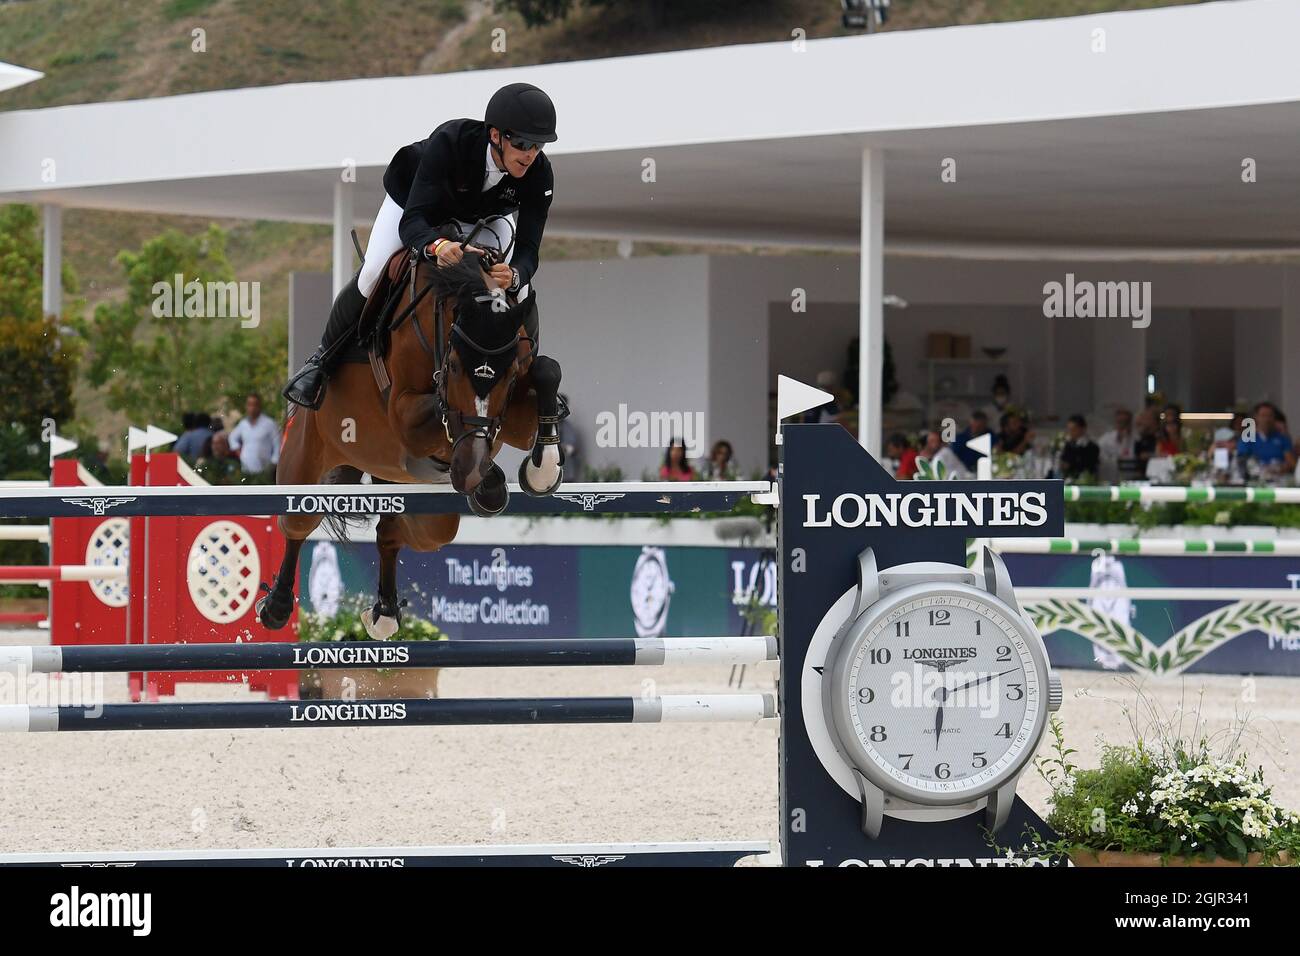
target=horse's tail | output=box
[321,465,369,541]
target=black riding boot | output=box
[283,276,367,409]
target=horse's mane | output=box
[428,253,528,351]
[426,255,491,302]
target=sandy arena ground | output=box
[1,628,1297,858]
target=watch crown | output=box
[1048,674,1063,712]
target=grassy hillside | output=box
[0,0,1196,110]
[0,0,1196,441]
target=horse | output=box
[255,239,565,640]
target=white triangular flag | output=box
[48,432,77,465]
[777,375,834,423]
[145,424,178,451]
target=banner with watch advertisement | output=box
[299,540,1296,675]
[298,541,775,640]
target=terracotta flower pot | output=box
[1070,849,1290,868]
[316,667,440,700]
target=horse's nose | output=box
[450,434,492,494]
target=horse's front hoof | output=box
[361,605,400,641]
[518,453,563,497]
[256,587,295,630]
[468,465,510,517]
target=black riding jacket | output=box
[384,117,554,289]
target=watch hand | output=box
[934,701,944,750]
[949,668,1017,695]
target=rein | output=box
[390,251,536,457]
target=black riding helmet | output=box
[485,82,557,146]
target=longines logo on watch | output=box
[803,491,1048,529]
[902,647,977,662]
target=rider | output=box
[284,81,557,409]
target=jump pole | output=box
[0,694,776,732]
[0,636,778,674]
[0,842,773,868]
[0,565,125,583]
[0,479,771,518]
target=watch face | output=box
[832,587,1045,803]
[629,548,673,636]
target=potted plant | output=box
[1002,686,1299,866]
[297,598,446,701]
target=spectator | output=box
[980,374,1012,425]
[174,412,213,461]
[1211,413,1240,479]
[884,432,918,479]
[1133,407,1160,477]
[228,393,280,477]
[1237,401,1295,472]
[952,411,991,471]
[995,410,1033,456]
[699,440,738,480]
[659,439,698,481]
[195,431,241,481]
[1058,414,1100,480]
[919,428,969,478]
[1098,408,1139,482]
[1156,404,1182,456]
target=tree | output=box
[0,204,81,477]
[78,225,287,428]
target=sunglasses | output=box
[502,131,543,152]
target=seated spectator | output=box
[660,440,699,481]
[1157,404,1182,456]
[174,412,213,460]
[1133,406,1159,475]
[952,411,991,471]
[995,411,1033,456]
[699,439,738,480]
[1237,401,1295,472]
[884,432,919,479]
[195,431,241,481]
[1098,408,1138,482]
[979,375,1013,427]
[1058,414,1100,480]
[700,440,734,480]
[918,429,969,478]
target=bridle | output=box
[388,230,535,460]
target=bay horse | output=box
[256,242,564,640]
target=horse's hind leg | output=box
[362,512,461,641]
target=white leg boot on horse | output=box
[519,354,566,496]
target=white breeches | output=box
[358,195,523,298]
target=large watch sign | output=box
[778,424,1065,867]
